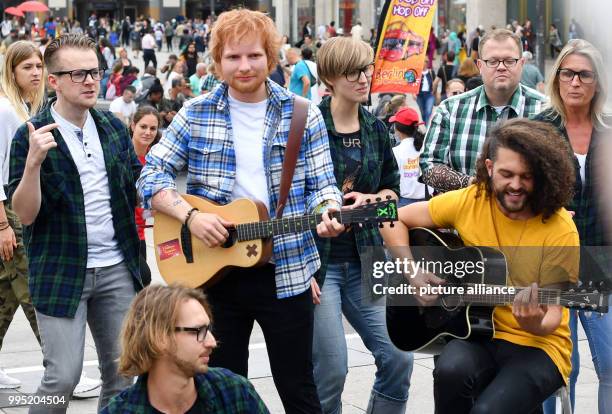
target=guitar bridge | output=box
[180,224,194,263]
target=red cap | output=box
[389,107,424,126]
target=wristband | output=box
[184,208,199,226]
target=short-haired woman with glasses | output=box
[532,38,612,414]
[312,36,413,414]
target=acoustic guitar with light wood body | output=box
[153,194,398,288]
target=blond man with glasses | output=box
[8,34,143,413]
[101,285,269,413]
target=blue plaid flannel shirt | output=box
[137,80,342,298]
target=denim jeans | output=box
[416,92,435,125]
[543,301,612,414]
[313,261,413,414]
[30,261,135,413]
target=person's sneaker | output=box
[72,373,101,398]
[0,368,21,389]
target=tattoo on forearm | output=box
[422,164,471,193]
[171,199,183,207]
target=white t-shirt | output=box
[421,70,431,92]
[228,93,270,212]
[575,152,587,187]
[109,97,137,122]
[142,33,156,50]
[0,97,25,201]
[392,137,431,199]
[351,24,363,40]
[50,104,124,268]
[165,71,183,98]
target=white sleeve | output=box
[0,103,22,201]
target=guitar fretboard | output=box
[235,212,339,241]
[459,284,566,306]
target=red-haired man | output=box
[138,8,344,413]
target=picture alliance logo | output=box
[372,257,486,279]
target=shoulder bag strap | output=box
[276,96,309,218]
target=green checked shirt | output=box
[8,104,143,318]
[314,97,400,286]
[101,368,270,414]
[420,84,545,192]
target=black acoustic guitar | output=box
[386,227,609,354]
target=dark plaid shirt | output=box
[8,105,142,318]
[532,109,611,287]
[100,368,270,414]
[315,97,400,285]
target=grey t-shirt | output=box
[521,63,544,90]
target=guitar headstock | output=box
[342,196,398,227]
[559,282,609,312]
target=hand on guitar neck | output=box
[512,282,563,336]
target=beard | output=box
[493,185,532,213]
[170,353,208,378]
[226,71,267,95]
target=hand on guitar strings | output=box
[512,282,548,335]
[188,212,234,248]
[316,209,345,238]
[410,270,446,306]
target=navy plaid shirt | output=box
[8,104,142,318]
[101,368,269,413]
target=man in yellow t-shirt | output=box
[382,118,579,414]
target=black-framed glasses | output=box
[51,67,104,83]
[481,58,520,68]
[344,63,375,82]
[175,324,212,342]
[450,91,464,96]
[557,68,596,84]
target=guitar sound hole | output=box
[222,229,237,248]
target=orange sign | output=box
[371,0,437,94]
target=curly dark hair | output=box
[474,118,575,220]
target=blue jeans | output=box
[313,261,413,414]
[30,261,136,413]
[543,302,612,413]
[416,91,435,124]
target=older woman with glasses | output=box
[311,36,413,414]
[532,39,612,414]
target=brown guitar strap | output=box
[276,96,309,218]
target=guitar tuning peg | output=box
[365,198,371,203]
[385,195,392,200]
[378,223,384,228]
[376,197,382,202]
[390,222,395,228]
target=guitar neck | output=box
[235,211,349,241]
[460,284,562,306]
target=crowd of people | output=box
[0,6,609,414]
